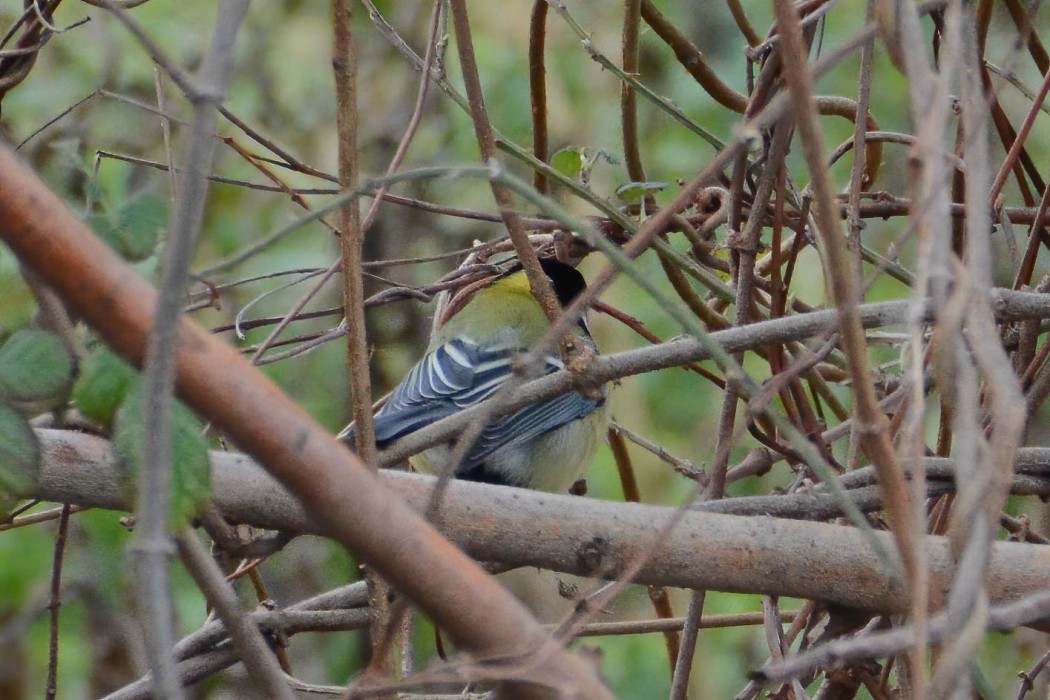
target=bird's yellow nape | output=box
[487,269,537,299]
[437,269,536,329]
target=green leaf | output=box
[88,194,167,262]
[113,386,211,529]
[0,403,38,497]
[0,330,74,409]
[87,212,122,253]
[73,347,137,426]
[85,178,106,206]
[0,491,17,522]
[615,181,668,205]
[116,194,167,260]
[550,147,584,179]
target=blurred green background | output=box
[1,1,1048,697]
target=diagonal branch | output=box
[377,290,1050,468]
[0,142,612,699]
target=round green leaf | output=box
[73,347,138,426]
[0,402,38,497]
[550,146,584,179]
[88,194,167,262]
[615,181,668,205]
[116,194,167,261]
[87,212,122,254]
[0,330,74,409]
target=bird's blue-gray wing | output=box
[463,362,602,468]
[369,338,513,444]
[345,338,602,472]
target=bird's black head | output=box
[536,257,587,308]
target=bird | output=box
[339,256,608,492]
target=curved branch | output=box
[640,0,884,185]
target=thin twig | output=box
[44,504,71,700]
[0,504,86,531]
[755,587,1050,684]
[528,0,549,194]
[174,531,295,700]
[125,3,249,698]
[447,0,561,323]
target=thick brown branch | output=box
[28,429,1050,622]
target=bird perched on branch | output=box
[339,256,608,492]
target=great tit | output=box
[339,257,608,492]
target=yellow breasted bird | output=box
[339,257,608,492]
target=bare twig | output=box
[44,504,71,700]
[174,531,294,700]
[1015,646,1050,700]
[528,0,549,194]
[123,3,250,697]
[447,0,560,322]
[755,587,1050,684]
[331,3,389,681]
[379,290,1050,469]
